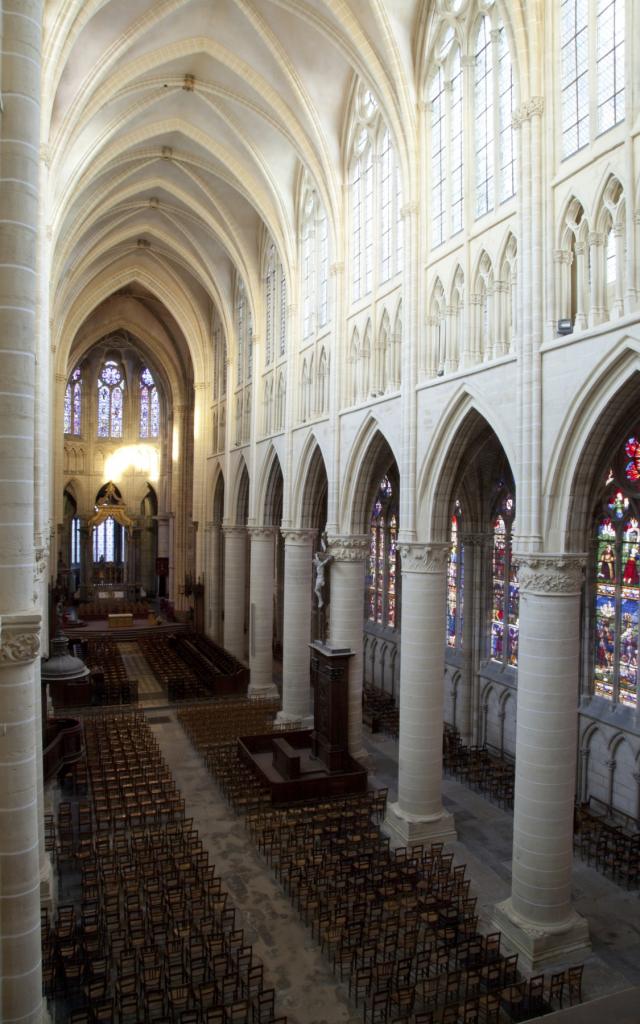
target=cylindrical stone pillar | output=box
[494,554,590,968]
[206,520,222,642]
[327,535,368,760]
[0,3,45,1021]
[223,526,246,661]
[248,528,277,698]
[278,530,315,724]
[385,543,456,845]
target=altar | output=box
[108,613,134,629]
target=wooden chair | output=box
[567,964,584,1004]
[363,989,389,1024]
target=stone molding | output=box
[514,553,585,595]
[399,542,450,573]
[326,534,369,561]
[281,528,316,547]
[0,613,42,666]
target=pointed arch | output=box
[257,447,284,528]
[544,338,640,552]
[417,384,517,543]
[293,434,329,530]
[339,414,400,534]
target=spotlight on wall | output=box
[557,318,573,335]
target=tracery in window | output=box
[350,83,403,299]
[475,15,494,218]
[368,475,398,628]
[560,0,625,158]
[139,367,159,439]
[594,448,640,708]
[97,360,124,438]
[447,500,464,649]
[490,489,518,667]
[64,366,82,436]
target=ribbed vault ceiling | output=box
[44,0,421,375]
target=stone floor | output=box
[146,709,640,1024]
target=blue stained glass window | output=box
[447,501,464,649]
[97,361,124,438]
[139,367,159,438]
[491,490,518,666]
[368,474,398,628]
[594,458,640,708]
[65,367,82,435]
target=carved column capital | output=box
[326,534,369,561]
[514,553,585,595]
[460,531,493,550]
[281,528,316,547]
[222,524,246,539]
[0,614,42,665]
[248,526,275,541]
[399,542,450,573]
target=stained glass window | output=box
[139,367,159,438]
[491,491,518,666]
[97,361,124,438]
[93,518,115,562]
[593,455,640,708]
[447,501,464,649]
[367,474,398,629]
[64,367,82,435]
[71,516,81,565]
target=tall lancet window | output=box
[490,489,518,667]
[64,366,82,435]
[593,447,640,709]
[97,360,124,438]
[139,367,159,438]
[367,474,398,629]
[447,500,464,649]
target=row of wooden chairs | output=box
[443,729,515,810]
[573,803,640,888]
[44,710,287,1024]
[363,683,400,738]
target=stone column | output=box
[278,530,315,725]
[588,232,605,326]
[385,543,456,845]
[0,3,45,1020]
[205,519,222,642]
[248,528,278,698]
[327,535,368,760]
[223,526,246,661]
[494,554,590,968]
[579,746,590,806]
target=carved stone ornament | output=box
[398,542,450,574]
[248,526,275,541]
[0,613,42,666]
[281,529,315,547]
[514,553,585,595]
[33,545,48,584]
[326,534,369,561]
[222,524,246,538]
[460,531,493,550]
